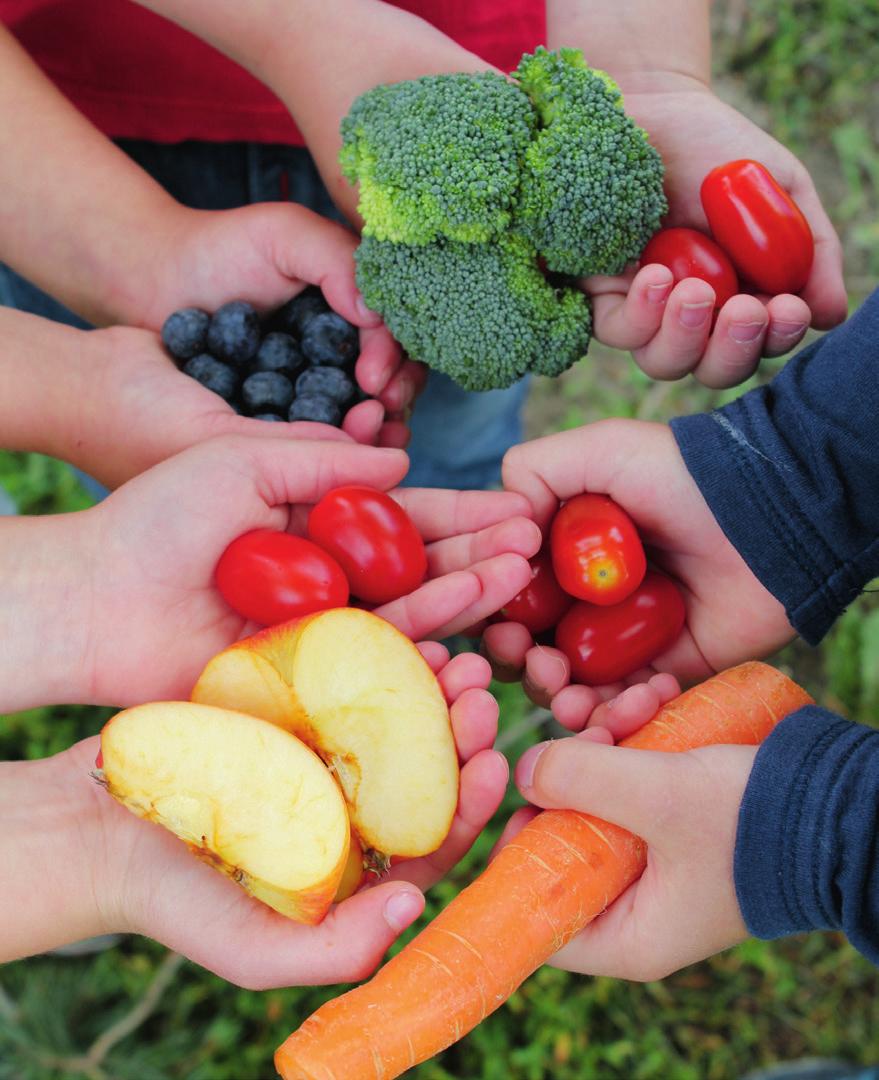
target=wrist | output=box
[0,741,114,961]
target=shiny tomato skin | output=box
[641,227,739,309]
[500,548,574,634]
[700,159,814,295]
[550,493,647,606]
[215,529,349,626]
[308,485,427,604]
[555,570,686,685]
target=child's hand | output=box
[504,731,756,980]
[2,649,504,985]
[132,202,422,417]
[67,437,537,709]
[589,81,846,387]
[483,420,795,720]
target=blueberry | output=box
[241,371,295,415]
[206,300,260,366]
[252,412,286,422]
[251,332,306,380]
[161,307,210,360]
[288,394,342,426]
[182,354,239,401]
[295,366,355,405]
[273,288,330,336]
[301,312,359,368]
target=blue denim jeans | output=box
[0,140,527,492]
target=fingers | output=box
[784,172,848,330]
[522,645,571,708]
[355,325,404,399]
[489,805,539,860]
[585,674,682,742]
[392,487,534,542]
[378,416,412,449]
[450,688,499,761]
[426,517,542,578]
[588,263,674,350]
[379,359,427,412]
[630,278,716,380]
[514,736,684,845]
[436,651,493,702]
[481,621,533,682]
[385,749,508,892]
[340,398,386,445]
[415,640,451,673]
[375,553,532,640]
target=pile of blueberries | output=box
[161,289,366,426]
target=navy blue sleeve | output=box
[734,705,879,963]
[670,289,879,645]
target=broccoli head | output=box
[340,72,535,245]
[513,47,668,276]
[355,233,592,391]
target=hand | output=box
[69,436,538,708]
[132,201,424,417]
[483,420,795,726]
[590,75,847,388]
[1,649,506,987]
[505,726,756,980]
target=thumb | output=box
[514,737,685,847]
[271,203,381,329]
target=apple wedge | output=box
[192,608,459,861]
[99,701,350,924]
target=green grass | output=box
[2,1,879,1075]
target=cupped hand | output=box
[133,201,424,417]
[482,420,795,723]
[589,76,846,387]
[7,641,503,987]
[75,435,539,706]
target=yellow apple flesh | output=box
[192,608,459,859]
[99,701,350,924]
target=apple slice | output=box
[192,608,459,860]
[99,701,350,924]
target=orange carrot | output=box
[275,662,812,1080]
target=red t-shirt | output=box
[0,0,545,144]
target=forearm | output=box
[672,289,879,643]
[0,27,184,325]
[0,511,95,711]
[546,0,710,90]
[735,706,879,965]
[134,0,492,223]
[0,744,109,961]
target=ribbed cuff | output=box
[734,706,879,964]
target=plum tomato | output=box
[555,569,686,686]
[308,486,427,605]
[500,547,574,634]
[215,529,349,626]
[700,159,814,296]
[550,493,646,605]
[641,227,739,309]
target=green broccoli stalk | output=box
[355,234,591,391]
[513,47,668,276]
[340,72,535,245]
[340,48,666,392]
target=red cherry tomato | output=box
[555,569,686,685]
[700,159,814,295]
[308,486,427,604]
[550,493,647,606]
[500,548,573,634]
[215,529,349,626]
[641,227,739,309]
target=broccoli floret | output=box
[355,233,591,392]
[513,47,668,276]
[340,72,535,245]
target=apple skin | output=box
[191,608,459,861]
[99,701,351,924]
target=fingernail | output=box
[354,292,375,321]
[383,890,423,932]
[647,282,672,304]
[678,301,713,329]
[393,375,413,409]
[516,741,550,789]
[729,320,767,344]
[771,321,807,339]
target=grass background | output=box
[2,1,878,1075]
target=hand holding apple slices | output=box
[98,702,351,924]
[192,608,459,866]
